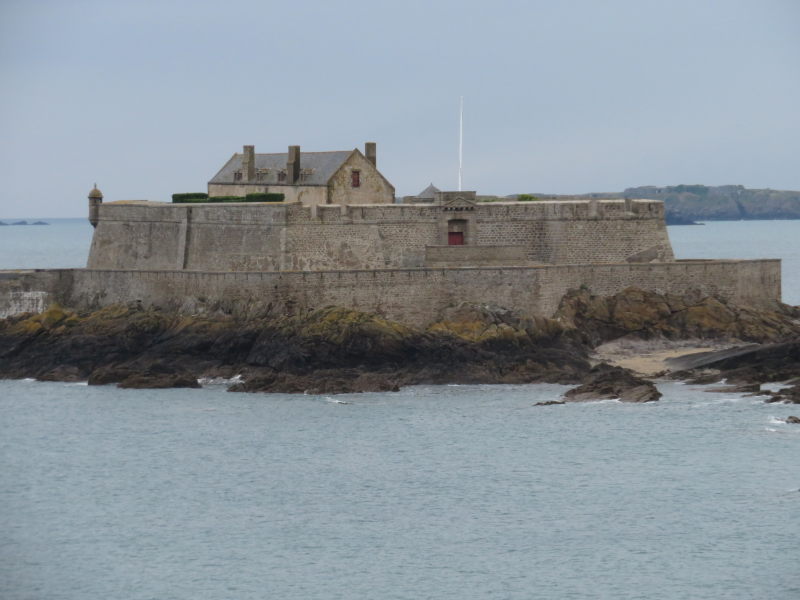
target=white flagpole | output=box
[458,96,463,191]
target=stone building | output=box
[207,142,394,206]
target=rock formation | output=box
[555,287,800,347]
[0,302,591,393]
[1,288,798,398]
[562,364,661,403]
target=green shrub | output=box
[244,192,285,203]
[172,192,209,203]
[207,195,246,202]
[172,193,287,204]
[517,194,539,202]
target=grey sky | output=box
[1,0,798,217]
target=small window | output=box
[234,172,243,181]
[278,170,287,183]
[351,170,360,188]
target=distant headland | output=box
[509,185,800,224]
[0,220,49,226]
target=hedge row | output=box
[172,193,285,204]
[172,193,208,202]
[244,193,285,202]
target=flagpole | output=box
[458,96,463,191]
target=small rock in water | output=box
[786,416,800,424]
[117,372,200,389]
[564,364,661,403]
[534,400,566,406]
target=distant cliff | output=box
[625,185,800,222]
[516,185,800,223]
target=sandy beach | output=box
[592,338,736,376]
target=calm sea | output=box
[1,218,799,599]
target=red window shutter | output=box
[448,232,464,245]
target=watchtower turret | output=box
[88,184,103,228]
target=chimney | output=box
[365,142,376,167]
[242,145,255,181]
[287,145,300,183]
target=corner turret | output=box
[88,184,103,228]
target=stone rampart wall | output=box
[88,199,674,272]
[1,260,781,326]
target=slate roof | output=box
[417,183,441,199]
[209,150,354,186]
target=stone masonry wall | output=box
[89,199,675,272]
[2,260,781,326]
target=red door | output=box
[448,232,464,245]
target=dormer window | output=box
[278,170,287,183]
[234,172,243,181]
[351,170,361,188]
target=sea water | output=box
[0,381,798,599]
[0,219,799,599]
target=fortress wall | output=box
[2,259,774,327]
[86,199,675,272]
[544,217,674,263]
[0,270,74,318]
[469,200,672,264]
[279,199,673,270]
[87,204,186,270]
[183,204,288,271]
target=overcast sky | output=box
[1,0,798,217]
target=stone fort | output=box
[0,142,782,326]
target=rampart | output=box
[86,199,675,272]
[0,259,781,327]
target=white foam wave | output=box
[198,374,243,386]
[65,382,88,386]
[585,398,622,405]
[323,396,352,405]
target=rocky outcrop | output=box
[563,364,661,403]
[0,302,591,393]
[556,287,800,347]
[669,341,800,403]
[2,292,796,397]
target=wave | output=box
[323,396,352,405]
[198,374,243,386]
